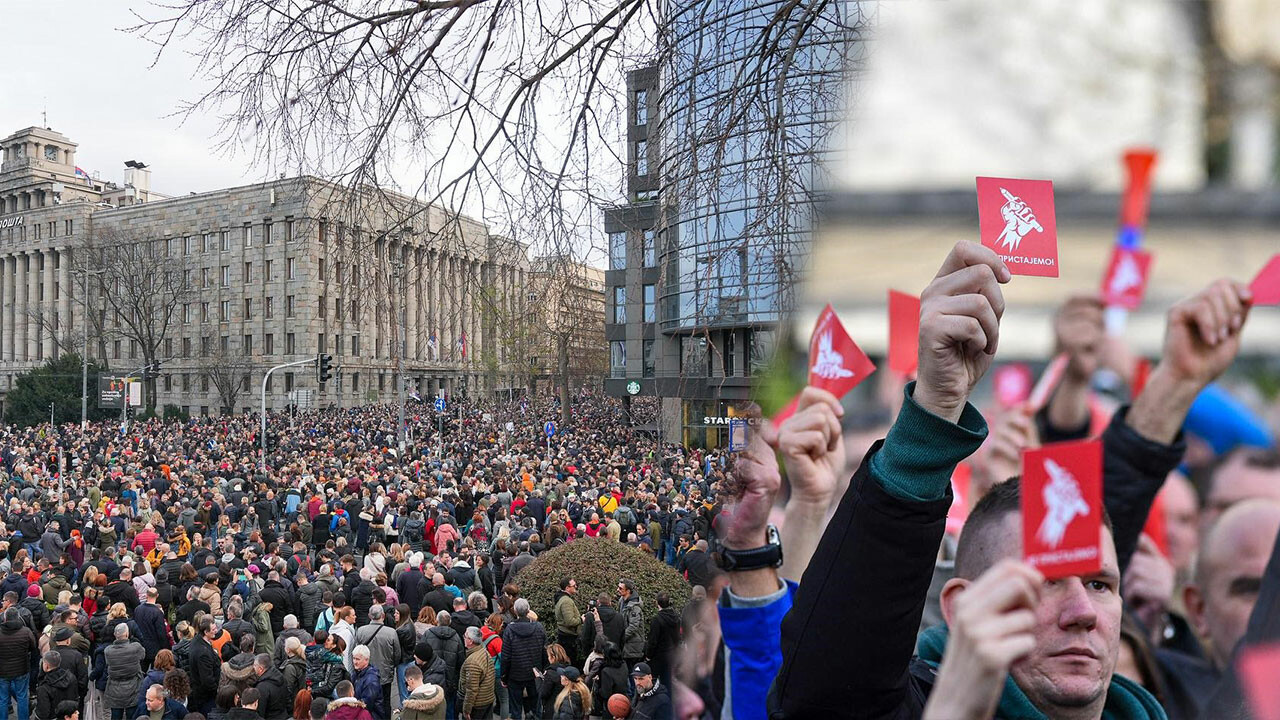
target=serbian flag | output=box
[75,166,91,183]
[458,332,467,359]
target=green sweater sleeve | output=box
[869,381,988,502]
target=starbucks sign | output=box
[626,381,641,395]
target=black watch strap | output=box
[718,523,783,571]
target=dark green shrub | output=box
[517,538,691,641]
[163,404,189,422]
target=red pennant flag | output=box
[1119,149,1159,229]
[1100,246,1154,310]
[993,363,1033,410]
[888,290,921,378]
[807,303,876,398]
[977,177,1059,278]
[1021,439,1104,580]
[1239,643,1280,720]
[1250,254,1280,306]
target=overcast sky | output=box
[1,3,261,196]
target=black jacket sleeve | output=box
[1199,526,1280,719]
[769,442,948,719]
[1099,407,1186,576]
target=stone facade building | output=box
[0,125,531,416]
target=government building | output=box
[0,125,533,416]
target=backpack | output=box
[484,634,502,678]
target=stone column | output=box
[0,255,7,363]
[20,252,33,362]
[42,249,55,360]
[440,253,451,363]
[59,248,71,353]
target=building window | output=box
[319,258,326,281]
[265,333,274,354]
[351,373,359,393]
[286,295,295,318]
[610,341,626,378]
[243,224,252,248]
[643,230,656,266]
[609,232,626,270]
[726,330,736,376]
[285,372,294,391]
[184,236,194,255]
[201,376,210,392]
[264,222,273,245]
[64,219,73,236]
[635,89,648,125]
[243,262,252,283]
[643,284,655,322]
[243,298,252,320]
[286,333,295,354]
[286,257,295,280]
[220,265,230,287]
[286,219,295,243]
[183,304,192,324]
[265,259,273,280]
[220,231,230,251]
[336,334,343,356]
[265,297,274,319]
[318,333,326,353]
[203,233,213,253]
[643,339,655,378]
[319,221,327,245]
[244,334,253,354]
[613,286,626,324]
[219,300,230,321]
[636,140,648,175]
[163,375,172,392]
[201,268,210,288]
[200,336,211,357]
[319,295,326,318]
[182,374,191,392]
[220,335,230,353]
[201,302,210,323]
[352,335,360,356]
[164,338,173,358]
[182,338,192,358]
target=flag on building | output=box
[409,390,422,402]
[427,332,438,360]
[75,166,91,184]
[458,332,467,359]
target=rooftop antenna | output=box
[42,96,47,128]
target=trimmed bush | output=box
[517,538,691,641]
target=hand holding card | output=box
[1251,254,1280,306]
[977,177,1059,278]
[1021,439,1103,580]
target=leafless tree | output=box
[71,229,195,413]
[129,0,856,414]
[197,343,256,414]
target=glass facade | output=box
[656,0,851,332]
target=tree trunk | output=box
[558,333,570,426]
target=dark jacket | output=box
[351,665,385,719]
[306,646,348,699]
[0,612,37,678]
[538,662,569,718]
[645,607,681,679]
[768,404,1183,719]
[34,666,77,720]
[132,697,187,720]
[134,602,171,657]
[254,664,291,720]
[258,580,292,636]
[580,605,625,653]
[422,585,453,615]
[348,581,377,626]
[449,609,482,637]
[422,626,464,694]
[297,581,324,631]
[52,644,89,697]
[631,680,672,720]
[500,618,545,684]
[19,595,50,633]
[281,653,308,700]
[396,569,425,615]
[103,639,147,710]
[188,637,222,709]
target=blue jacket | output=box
[352,664,385,719]
[718,580,797,720]
[132,697,186,720]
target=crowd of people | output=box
[685,241,1280,720]
[0,390,727,720]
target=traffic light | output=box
[318,354,333,383]
[143,361,162,380]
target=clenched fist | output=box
[914,242,1012,423]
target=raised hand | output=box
[977,404,1040,498]
[720,405,781,551]
[1158,278,1252,387]
[775,387,845,507]
[1054,295,1105,382]
[926,560,1043,720]
[914,242,1012,423]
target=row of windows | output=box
[184,257,299,288]
[609,339,655,378]
[611,284,656,324]
[1,219,74,244]
[608,229,657,270]
[177,220,296,255]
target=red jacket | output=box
[323,697,374,720]
[133,529,159,555]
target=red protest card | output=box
[1251,254,1280,306]
[1027,353,1069,413]
[1100,246,1154,310]
[1142,493,1170,558]
[888,290,921,378]
[1239,643,1280,720]
[977,177,1059,277]
[993,363,1033,410]
[946,461,972,536]
[1021,439,1103,579]
[808,303,876,398]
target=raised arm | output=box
[771,241,1008,718]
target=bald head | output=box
[1185,499,1280,668]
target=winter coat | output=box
[553,592,581,637]
[103,639,146,710]
[396,568,425,615]
[592,661,629,713]
[539,662,570,715]
[422,625,464,694]
[251,604,274,652]
[20,595,50,633]
[580,605,625,653]
[351,665,385,719]
[400,682,447,720]
[457,643,495,714]
[353,621,401,686]
[305,646,348,699]
[281,653,308,700]
[619,595,645,658]
[630,680,672,720]
[551,687,587,720]
[34,665,77,720]
[189,637,222,709]
[348,581,377,626]
[322,697,373,720]
[0,611,37,678]
[297,581,324,631]
[258,580,292,636]
[254,664,291,720]
[219,653,258,697]
[645,607,682,679]
[134,602,171,658]
[499,618,545,684]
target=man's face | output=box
[1203,457,1280,530]
[984,514,1123,711]
[566,580,577,596]
[354,653,368,670]
[146,689,164,711]
[635,673,653,692]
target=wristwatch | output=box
[717,523,783,571]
